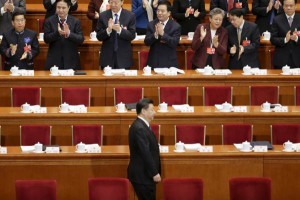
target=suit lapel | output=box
[241,21,249,43]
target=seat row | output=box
[1,123,300,146]
[15,177,271,200]
[9,85,300,107]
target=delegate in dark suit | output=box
[43,0,78,19]
[44,14,84,69]
[128,98,161,200]
[227,9,260,69]
[252,0,283,33]
[0,0,25,35]
[192,23,228,69]
[172,0,206,35]
[0,28,39,70]
[144,19,181,68]
[96,8,136,69]
[271,13,300,68]
[210,0,248,27]
[86,0,103,32]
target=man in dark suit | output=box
[44,0,84,70]
[144,0,181,68]
[210,0,248,27]
[0,0,25,35]
[227,8,260,69]
[0,12,39,70]
[128,98,161,200]
[271,0,300,69]
[96,0,136,69]
[43,0,78,19]
[252,0,283,34]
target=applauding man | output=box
[0,12,39,70]
[44,0,84,70]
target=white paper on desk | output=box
[169,67,185,74]
[172,104,189,111]
[134,35,145,40]
[215,104,223,110]
[111,69,126,75]
[85,144,101,153]
[154,67,185,74]
[21,146,35,152]
[69,105,87,113]
[214,69,232,75]
[195,69,204,73]
[234,144,243,150]
[184,143,201,151]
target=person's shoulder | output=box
[226,24,234,31]
[122,9,135,17]
[170,19,181,28]
[99,9,111,17]
[24,28,37,36]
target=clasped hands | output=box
[107,18,121,33]
[230,45,244,59]
[10,44,30,60]
[185,7,200,18]
[58,23,70,38]
[267,0,281,12]
[155,23,164,37]
[199,26,219,47]
[285,30,298,43]
[4,0,14,12]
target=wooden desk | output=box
[0,145,300,200]
[0,70,298,107]
[1,106,300,146]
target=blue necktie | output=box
[269,0,275,25]
[114,14,118,52]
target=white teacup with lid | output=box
[242,141,251,151]
[243,65,251,75]
[283,140,293,151]
[76,142,86,152]
[34,142,43,152]
[282,65,290,74]
[59,102,69,113]
[158,102,168,112]
[10,65,19,75]
[222,102,232,112]
[203,65,214,75]
[90,31,97,40]
[116,102,126,112]
[143,65,151,75]
[50,65,59,75]
[175,141,185,151]
[21,102,31,112]
[262,30,271,40]
[261,101,271,112]
[104,65,112,75]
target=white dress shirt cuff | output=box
[51,0,56,5]
[1,7,6,15]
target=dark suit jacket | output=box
[0,28,40,70]
[172,0,205,35]
[43,0,78,19]
[227,20,260,69]
[271,13,300,68]
[128,117,161,185]
[87,0,103,32]
[144,18,181,68]
[252,0,283,33]
[96,9,136,69]
[44,14,84,70]
[0,0,26,35]
[191,23,228,69]
[210,0,249,27]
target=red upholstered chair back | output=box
[163,178,204,200]
[271,124,300,144]
[203,86,233,106]
[159,86,188,106]
[11,87,41,107]
[175,124,206,145]
[185,49,194,70]
[20,125,51,146]
[249,86,279,105]
[222,124,253,145]
[294,86,300,106]
[229,177,271,200]
[138,50,149,70]
[88,178,129,200]
[269,49,275,69]
[150,124,161,143]
[72,124,103,145]
[61,87,91,106]
[114,87,144,105]
[37,18,45,33]
[16,180,57,200]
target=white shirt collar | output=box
[112,8,122,17]
[286,13,295,19]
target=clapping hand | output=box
[107,18,114,32]
[286,30,291,43]
[200,26,206,41]
[230,44,236,54]
[194,9,200,18]
[10,44,17,56]
[212,35,219,48]
[274,0,281,10]
[20,52,27,60]
[156,23,164,36]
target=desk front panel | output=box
[0,146,299,200]
[0,70,298,107]
[1,106,300,146]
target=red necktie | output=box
[228,0,233,11]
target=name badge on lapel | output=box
[207,47,215,54]
[242,37,250,46]
[235,2,242,8]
